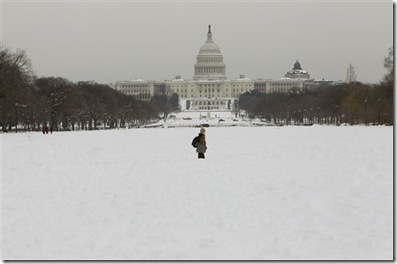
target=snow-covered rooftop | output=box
[287,70,308,74]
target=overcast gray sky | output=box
[1,0,393,84]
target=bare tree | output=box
[383,46,393,84]
[0,45,35,131]
[34,77,73,130]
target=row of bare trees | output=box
[2,77,161,132]
[1,44,393,131]
[238,47,393,126]
[1,47,33,131]
[0,45,179,132]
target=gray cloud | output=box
[2,0,393,84]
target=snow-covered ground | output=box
[146,110,271,128]
[1,125,393,260]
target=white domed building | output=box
[164,25,253,111]
[285,60,310,79]
[116,26,327,112]
[265,60,312,94]
[194,25,227,81]
[116,25,250,111]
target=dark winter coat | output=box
[197,143,207,154]
[196,133,207,153]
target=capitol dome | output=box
[198,36,221,54]
[194,25,226,80]
[294,60,302,70]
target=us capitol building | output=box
[115,25,333,111]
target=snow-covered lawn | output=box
[1,126,393,260]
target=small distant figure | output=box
[45,126,49,134]
[42,126,45,134]
[50,127,53,134]
[195,127,207,159]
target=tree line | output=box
[1,44,393,131]
[238,47,393,126]
[0,45,179,132]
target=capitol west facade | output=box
[116,25,324,111]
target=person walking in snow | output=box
[196,127,207,159]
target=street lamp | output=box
[335,105,339,125]
[364,99,368,125]
[377,98,381,125]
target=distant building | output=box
[169,26,254,111]
[115,79,154,101]
[345,63,357,83]
[254,78,267,93]
[259,61,311,94]
[265,78,306,93]
[193,25,227,81]
[116,25,336,110]
[314,79,335,87]
[154,82,166,95]
[285,60,311,79]
[107,83,116,89]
